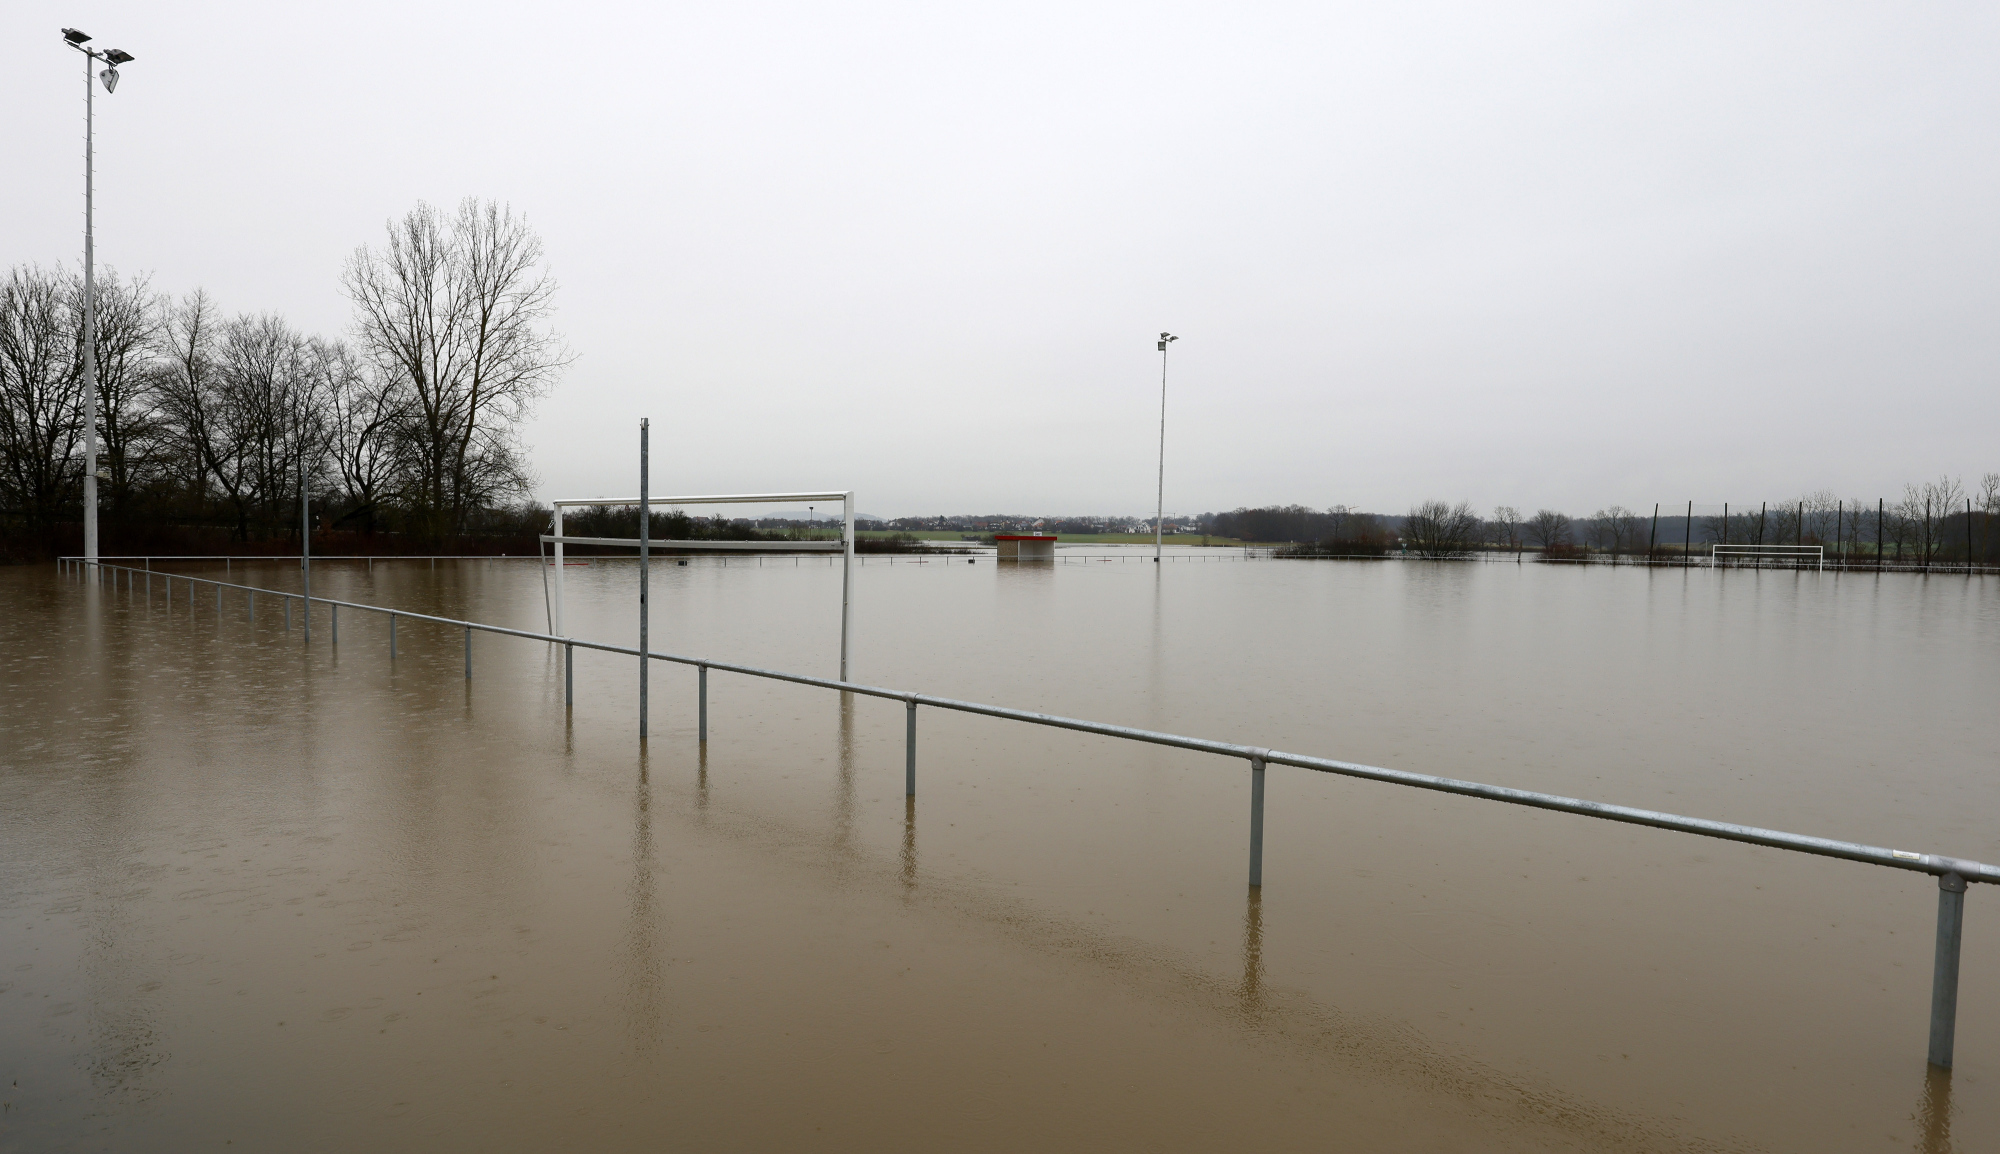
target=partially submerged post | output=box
[1931,869,1968,1068]
[551,503,566,635]
[638,419,650,741]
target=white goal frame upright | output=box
[1710,544,1823,571]
[545,491,855,680]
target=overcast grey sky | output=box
[8,2,1998,517]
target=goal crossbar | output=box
[548,489,856,680]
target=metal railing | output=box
[58,555,1993,1071]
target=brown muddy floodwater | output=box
[3,553,1998,1152]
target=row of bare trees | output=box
[0,198,568,549]
[1482,481,1999,563]
[1221,481,2000,565]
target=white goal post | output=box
[544,490,855,680]
[1710,544,1823,571]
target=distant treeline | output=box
[1196,477,2000,564]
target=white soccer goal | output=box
[544,490,855,680]
[1710,544,1823,571]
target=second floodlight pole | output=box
[638,418,650,741]
[1154,332,1177,563]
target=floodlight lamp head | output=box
[63,27,92,44]
[105,49,134,64]
[99,67,120,92]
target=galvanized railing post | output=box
[1930,871,1967,1068]
[698,665,708,742]
[464,625,472,679]
[331,602,339,646]
[905,697,917,797]
[1248,753,1267,888]
[390,613,397,659]
[564,642,573,708]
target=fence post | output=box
[332,603,338,646]
[464,626,472,679]
[390,613,396,659]
[905,697,917,797]
[215,583,221,615]
[1930,872,1968,1069]
[284,596,290,631]
[248,589,255,625]
[698,665,708,742]
[1249,754,1267,888]
[564,642,573,708]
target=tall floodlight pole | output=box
[61,30,135,568]
[1154,332,1177,563]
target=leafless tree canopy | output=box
[1526,509,1572,549]
[1897,475,1965,566]
[1404,499,1479,558]
[344,198,571,540]
[1489,506,1522,552]
[0,264,155,533]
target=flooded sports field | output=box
[3,554,1997,1152]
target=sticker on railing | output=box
[1893,850,1922,860]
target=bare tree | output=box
[81,268,162,516]
[152,290,264,537]
[0,265,85,534]
[1405,500,1478,558]
[216,312,331,532]
[1491,505,1521,553]
[344,198,570,541]
[1589,505,1640,556]
[1526,508,1572,550]
[319,338,402,533]
[1898,475,1964,567]
[1977,473,2000,565]
[1800,490,1839,545]
[1586,510,1615,553]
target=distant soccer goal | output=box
[1710,544,1823,571]
[544,490,855,680]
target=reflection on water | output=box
[1916,1065,1956,1154]
[625,753,663,1060]
[1237,888,1264,1019]
[4,559,1999,1151]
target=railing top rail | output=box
[80,559,1998,888]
